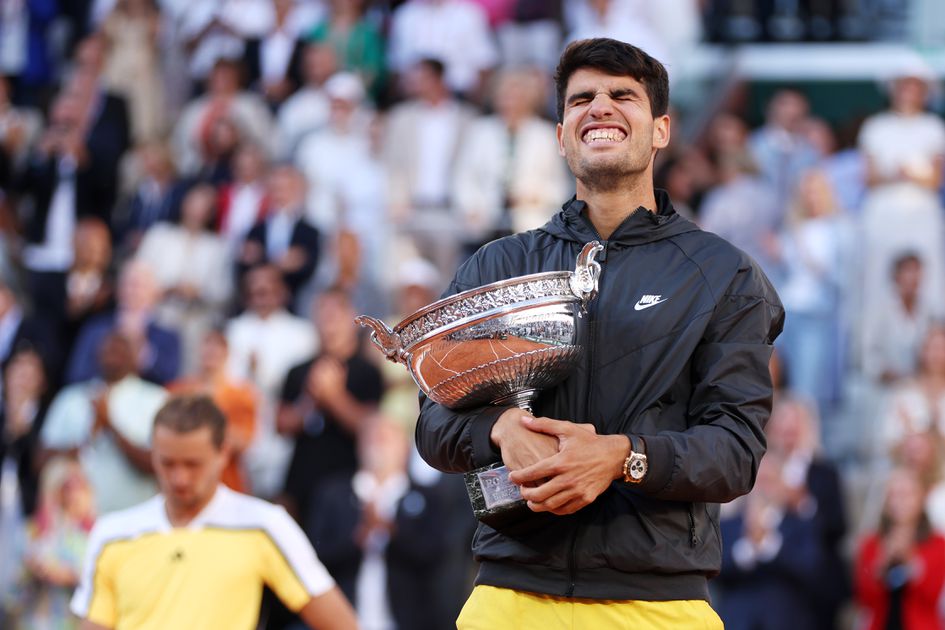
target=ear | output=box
[556,122,566,157]
[652,115,671,150]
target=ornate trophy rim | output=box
[394,270,572,337]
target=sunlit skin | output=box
[495,67,671,515]
[555,68,670,237]
[151,425,227,526]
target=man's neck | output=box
[576,181,656,240]
[165,487,218,528]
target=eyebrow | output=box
[566,87,641,106]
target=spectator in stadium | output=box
[217,142,269,253]
[496,0,563,73]
[136,182,232,373]
[765,396,850,630]
[881,325,945,445]
[748,89,821,212]
[171,58,274,177]
[305,0,385,101]
[0,274,60,386]
[242,0,307,106]
[384,58,477,273]
[276,43,337,159]
[30,217,114,359]
[9,457,93,630]
[0,75,43,179]
[0,348,52,517]
[66,259,180,385]
[716,452,823,630]
[862,253,939,384]
[452,66,569,247]
[70,395,358,630]
[40,331,167,515]
[387,0,498,99]
[114,141,187,254]
[295,72,388,306]
[17,87,122,278]
[698,114,782,281]
[296,72,374,238]
[225,264,315,496]
[100,0,166,142]
[169,328,257,493]
[306,414,464,630]
[565,0,671,69]
[774,169,852,415]
[895,431,945,535]
[855,467,945,630]
[858,61,945,349]
[277,286,382,522]
[238,164,320,301]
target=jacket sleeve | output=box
[635,262,784,503]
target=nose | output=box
[588,93,615,118]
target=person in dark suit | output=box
[65,259,179,385]
[716,452,824,630]
[237,165,319,300]
[0,348,52,517]
[765,395,850,630]
[17,36,130,277]
[0,277,60,386]
[27,217,115,364]
[241,0,306,107]
[306,414,472,630]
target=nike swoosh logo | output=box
[634,298,669,311]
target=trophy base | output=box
[464,462,531,528]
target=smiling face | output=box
[556,68,670,193]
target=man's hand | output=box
[490,408,557,479]
[306,358,347,406]
[508,417,630,515]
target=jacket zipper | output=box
[568,237,608,597]
[688,504,700,547]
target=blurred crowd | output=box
[0,0,944,629]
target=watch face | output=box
[629,455,647,480]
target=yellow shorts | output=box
[456,585,724,630]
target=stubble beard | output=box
[569,153,648,193]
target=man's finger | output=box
[508,457,559,485]
[518,475,568,504]
[520,415,572,436]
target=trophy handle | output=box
[569,241,604,312]
[355,315,406,364]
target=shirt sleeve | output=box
[39,386,93,449]
[260,505,335,612]
[70,523,118,627]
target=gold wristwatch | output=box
[622,435,648,484]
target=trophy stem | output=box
[492,389,538,413]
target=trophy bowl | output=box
[356,241,603,526]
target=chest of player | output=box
[582,243,713,365]
[105,529,269,615]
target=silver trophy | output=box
[356,241,603,526]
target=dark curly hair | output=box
[554,38,669,122]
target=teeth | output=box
[583,128,626,143]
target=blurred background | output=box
[2,0,945,628]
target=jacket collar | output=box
[540,189,699,247]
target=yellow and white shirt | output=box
[71,485,334,630]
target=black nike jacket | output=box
[416,190,785,602]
